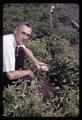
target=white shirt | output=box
[3,33,26,72]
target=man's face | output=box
[14,25,32,45]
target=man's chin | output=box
[18,42,24,45]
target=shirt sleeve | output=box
[3,39,15,72]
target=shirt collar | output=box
[12,33,17,48]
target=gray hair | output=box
[15,22,32,30]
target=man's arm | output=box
[6,70,34,80]
[24,47,48,70]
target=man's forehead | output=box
[19,25,32,32]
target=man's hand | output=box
[35,61,49,71]
[40,65,49,71]
[27,70,34,78]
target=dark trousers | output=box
[3,47,32,87]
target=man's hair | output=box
[15,22,32,29]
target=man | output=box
[3,22,49,86]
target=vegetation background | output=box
[3,3,79,117]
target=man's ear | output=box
[14,28,18,34]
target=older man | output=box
[3,22,48,86]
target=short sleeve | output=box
[3,37,15,72]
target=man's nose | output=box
[24,35,27,40]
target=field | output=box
[3,3,79,117]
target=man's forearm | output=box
[24,48,39,65]
[6,70,33,80]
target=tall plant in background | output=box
[50,5,54,36]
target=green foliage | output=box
[3,4,79,117]
[26,39,47,61]
[3,3,79,44]
[47,59,79,88]
[3,80,79,117]
[3,36,79,117]
[46,37,79,88]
